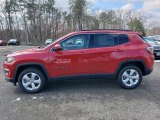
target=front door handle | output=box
[80,51,85,54]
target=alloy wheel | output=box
[22,72,41,91]
[122,69,140,87]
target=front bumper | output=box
[5,77,14,82]
[5,77,16,86]
[3,61,17,85]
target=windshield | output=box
[46,39,52,42]
[148,35,160,40]
[144,38,156,44]
[9,39,17,42]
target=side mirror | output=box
[53,44,62,51]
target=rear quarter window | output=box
[118,34,129,44]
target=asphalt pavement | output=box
[0,46,160,120]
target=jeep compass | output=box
[3,30,154,93]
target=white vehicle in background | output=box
[144,37,160,58]
[45,39,53,45]
[148,35,160,40]
[155,39,160,45]
[148,35,160,44]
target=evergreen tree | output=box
[69,0,87,30]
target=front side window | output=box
[94,34,119,48]
[60,34,90,50]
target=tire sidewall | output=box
[118,66,142,89]
[18,68,46,93]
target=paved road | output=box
[0,46,160,120]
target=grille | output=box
[154,50,160,53]
[153,46,160,50]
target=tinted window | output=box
[94,34,119,48]
[60,35,90,50]
[118,34,129,44]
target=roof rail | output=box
[80,29,132,31]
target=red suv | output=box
[3,30,154,93]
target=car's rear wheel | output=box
[118,66,142,89]
[18,68,46,93]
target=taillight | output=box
[146,46,153,54]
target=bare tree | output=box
[0,0,151,45]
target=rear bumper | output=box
[144,69,153,76]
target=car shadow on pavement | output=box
[14,78,120,94]
[46,79,120,91]
[12,78,153,105]
[12,78,148,99]
[14,78,147,94]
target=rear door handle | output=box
[116,49,123,52]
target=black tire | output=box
[118,66,142,89]
[18,68,46,93]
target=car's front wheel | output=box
[118,66,142,89]
[18,68,46,93]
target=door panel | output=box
[89,46,123,74]
[49,50,89,77]
[89,34,124,74]
[49,34,90,78]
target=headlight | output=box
[6,57,15,63]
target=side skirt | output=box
[49,74,116,81]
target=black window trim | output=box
[118,34,130,45]
[51,34,91,51]
[90,33,130,49]
[51,33,130,51]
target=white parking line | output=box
[0,47,13,50]
[155,60,160,63]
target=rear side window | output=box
[118,34,129,44]
[93,34,129,48]
[94,34,119,48]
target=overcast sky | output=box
[55,0,160,27]
[55,0,160,11]
[0,0,160,27]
